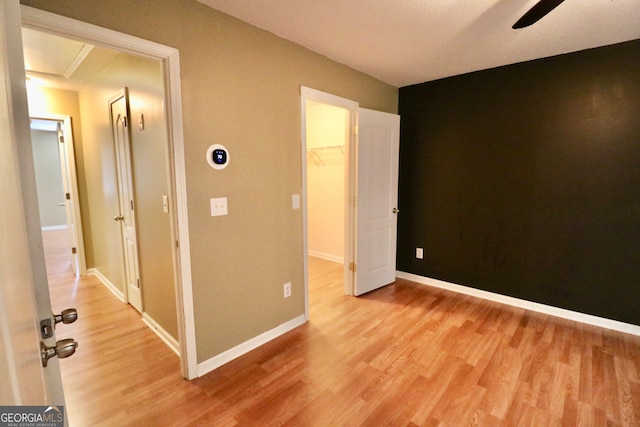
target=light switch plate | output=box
[210,197,228,216]
[292,194,300,209]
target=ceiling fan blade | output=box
[513,0,566,29]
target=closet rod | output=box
[307,144,345,152]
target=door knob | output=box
[54,308,78,326]
[113,215,124,221]
[41,338,78,367]
[392,208,400,214]
[41,308,78,339]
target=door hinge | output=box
[130,200,134,211]
[349,262,357,272]
[175,240,179,248]
[137,278,140,288]
[59,135,64,143]
[122,116,128,127]
[71,247,77,254]
[65,192,71,200]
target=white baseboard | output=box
[308,250,344,263]
[396,271,640,337]
[197,314,307,377]
[142,313,180,356]
[41,225,67,231]
[87,268,124,302]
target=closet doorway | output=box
[305,100,349,303]
[301,88,359,312]
[306,101,348,264]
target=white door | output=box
[0,0,67,406]
[354,108,400,296]
[110,90,143,313]
[56,122,79,276]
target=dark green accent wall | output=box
[397,39,640,325]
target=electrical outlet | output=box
[283,282,291,298]
[210,197,228,216]
[416,247,424,259]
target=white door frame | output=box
[300,86,359,319]
[31,114,87,276]
[20,5,197,379]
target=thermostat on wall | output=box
[206,144,230,170]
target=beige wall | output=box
[22,0,399,363]
[78,53,177,338]
[26,86,93,265]
[306,102,348,261]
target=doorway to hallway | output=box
[21,4,195,380]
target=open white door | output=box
[110,89,143,313]
[353,108,400,296]
[0,0,68,408]
[55,122,77,275]
[58,117,86,276]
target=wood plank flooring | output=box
[43,229,640,426]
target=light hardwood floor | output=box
[43,229,640,426]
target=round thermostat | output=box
[206,144,230,170]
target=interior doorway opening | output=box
[305,100,349,317]
[30,116,85,277]
[305,100,349,300]
[301,87,359,318]
[21,4,196,379]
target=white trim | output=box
[308,250,344,264]
[41,225,67,231]
[20,6,176,60]
[88,268,125,302]
[396,271,640,337]
[142,313,180,356]
[164,49,197,380]
[21,5,197,379]
[197,314,307,377]
[63,43,93,79]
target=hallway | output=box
[43,229,194,426]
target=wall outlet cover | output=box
[210,197,228,216]
[284,282,292,298]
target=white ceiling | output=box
[22,27,119,91]
[198,0,640,87]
